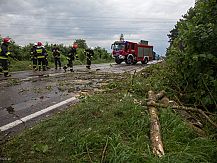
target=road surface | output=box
[0,61,158,136]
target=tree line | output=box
[0,37,112,62]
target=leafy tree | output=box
[0,35,112,70]
[167,25,178,44]
[77,48,86,62]
[9,39,23,60]
[94,46,111,60]
[166,0,217,111]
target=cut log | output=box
[148,91,165,157]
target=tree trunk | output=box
[148,91,165,157]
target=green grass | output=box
[1,90,217,162]
[92,58,114,64]
[1,65,217,162]
[9,60,32,72]
[8,58,114,72]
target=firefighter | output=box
[52,44,61,69]
[30,43,38,70]
[85,47,94,69]
[43,45,50,70]
[36,42,47,71]
[63,44,78,72]
[0,38,11,77]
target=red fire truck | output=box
[111,39,154,64]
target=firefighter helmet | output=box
[3,38,11,43]
[72,43,78,48]
[37,42,43,46]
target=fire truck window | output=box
[131,44,135,50]
[121,44,125,50]
[126,44,129,50]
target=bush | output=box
[166,0,217,111]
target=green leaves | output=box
[166,0,217,111]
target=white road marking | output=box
[0,97,77,132]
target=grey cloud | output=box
[0,0,195,55]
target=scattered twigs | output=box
[187,123,206,136]
[101,137,109,163]
[86,144,93,163]
[148,101,217,129]
[131,70,137,87]
[198,109,217,128]
[148,91,165,157]
[148,101,215,116]
[202,77,217,109]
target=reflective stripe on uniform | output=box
[36,49,43,54]
[0,56,7,59]
[37,56,45,58]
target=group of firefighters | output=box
[0,37,94,77]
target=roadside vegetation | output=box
[166,0,217,112]
[1,0,217,162]
[0,37,113,72]
[1,64,217,162]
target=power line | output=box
[0,23,171,30]
[0,12,177,22]
[0,17,176,26]
[0,29,169,34]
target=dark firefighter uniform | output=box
[36,44,47,71]
[30,44,37,70]
[52,45,61,69]
[85,48,94,69]
[44,48,49,70]
[63,47,77,72]
[0,40,11,77]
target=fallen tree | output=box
[146,89,217,157]
[148,90,165,157]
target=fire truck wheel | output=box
[126,56,134,65]
[115,57,122,64]
[141,58,148,64]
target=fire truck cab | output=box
[111,40,154,64]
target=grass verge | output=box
[8,58,114,72]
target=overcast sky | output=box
[0,0,195,55]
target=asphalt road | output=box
[0,61,158,136]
